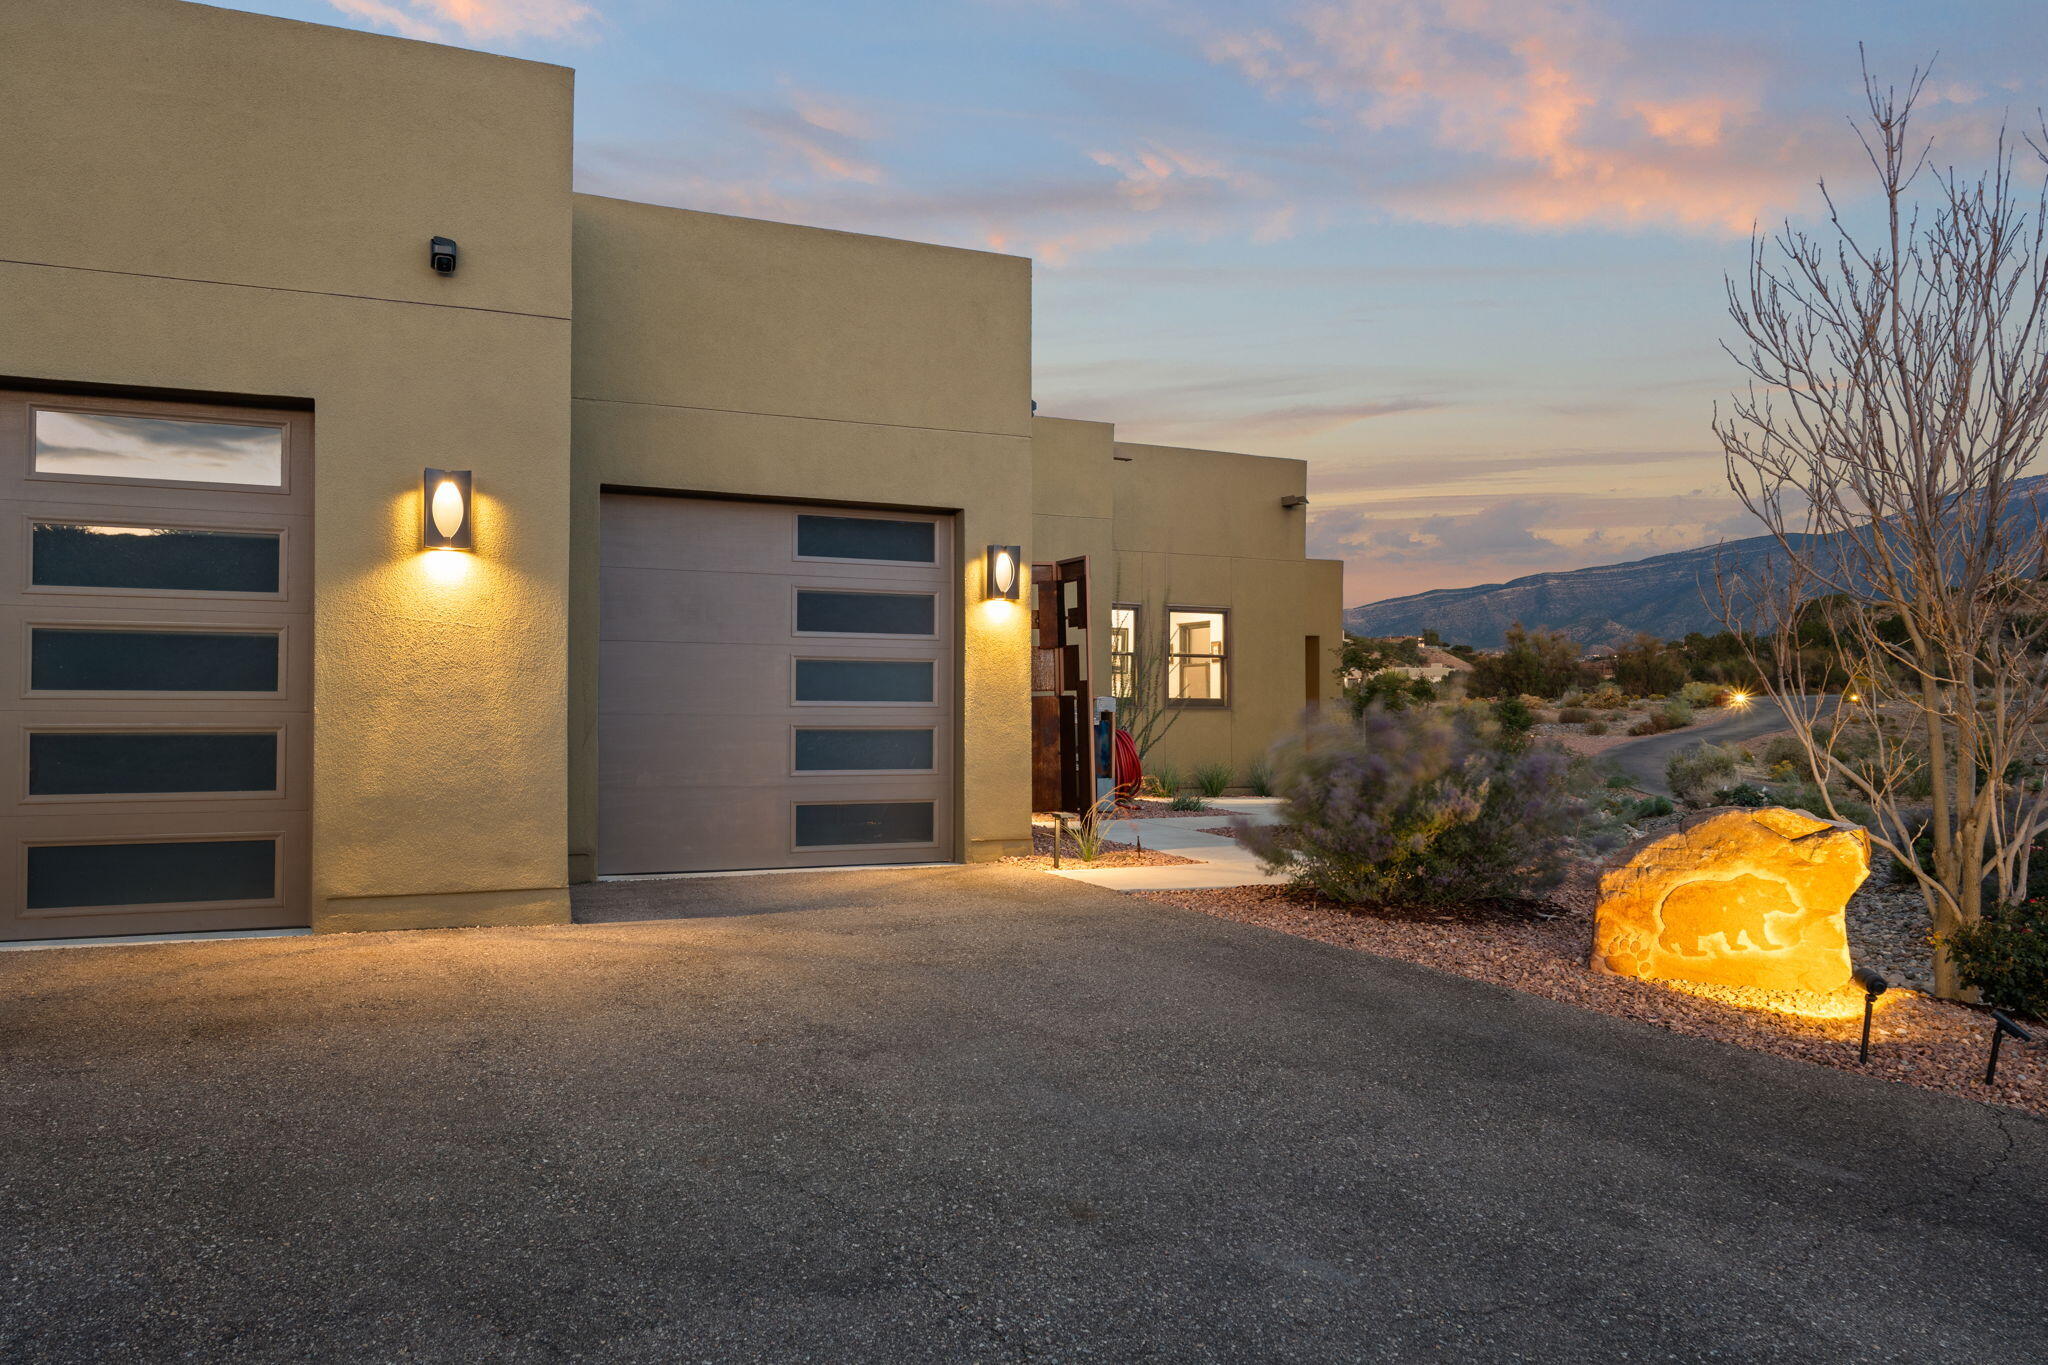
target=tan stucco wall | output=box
[0,0,574,930]
[567,196,1036,877]
[1029,417,1119,704]
[1107,442,1344,779]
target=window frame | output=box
[1109,603,1141,701]
[1165,605,1231,709]
[26,402,295,496]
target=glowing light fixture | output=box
[986,544,1021,601]
[423,469,474,551]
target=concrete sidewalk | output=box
[1053,796,1290,891]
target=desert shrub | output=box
[1241,709,1592,906]
[1466,624,1590,699]
[1603,767,1634,789]
[1146,764,1184,798]
[1347,669,1435,716]
[1491,697,1536,749]
[1557,706,1593,724]
[1631,795,1676,820]
[1245,759,1274,797]
[1193,761,1234,798]
[1679,680,1724,708]
[1170,792,1206,811]
[1713,782,1773,808]
[1628,698,1694,736]
[1586,684,1629,710]
[1585,719,1609,735]
[1667,743,1741,807]
[1943,902,2048,1018]
[1761,735,1806,768]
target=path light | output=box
[1984,1010,2033,1085]
[986,545,1021,601]
[1726,689,1753,710]
[423,469,474,551]
[1852,966,1889,1063]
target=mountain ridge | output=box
[1344,530,1804,649]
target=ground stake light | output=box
[1852,966,1888,1064]
[1984,1010,2033,1085]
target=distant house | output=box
[1389,647,1475,685]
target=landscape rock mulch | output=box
[1132,869,2046,1120]
[1001,826,1194,872]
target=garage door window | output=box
[32,523,281,594]
[796,515,935,564]
[28,732,280,797]
[30,628,280,693]
[793,658,934,704]
[26,838,277,910]
[33,409,285,487]
[793,801,935,848]
[793,729,934,772]
[795,590,935,636]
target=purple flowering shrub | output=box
[1240,707,1592,906]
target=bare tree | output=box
[1116,631,1186,763]
[1716,56,2048,997]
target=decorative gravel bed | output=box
[1001,826,1194,871]
[1132,874,2046,1119]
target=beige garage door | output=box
[0,390,312,941]
[598,494,954,875]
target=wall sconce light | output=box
[986,545,1022,601]
[1281,495,1310,509]
[423,469,474,550]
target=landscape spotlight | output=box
[1984,1009,2033,1086]
[1852,966,1888,1064]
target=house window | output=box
[33,409,285,487]
[1167,608,1228,706]
[1110,605,1139,699]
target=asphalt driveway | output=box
[2,865,2042,1362]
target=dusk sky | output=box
[222,0,2048,606]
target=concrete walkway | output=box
[2,866,2041,1361]
[1052,796,1289,891]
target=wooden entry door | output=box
[1030,557,1091,812]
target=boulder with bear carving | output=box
[1592,807,1870,995]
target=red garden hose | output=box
[1113,727,1142,802]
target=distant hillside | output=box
[1345,531,1811,650]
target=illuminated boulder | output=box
[1592,807,1869,995]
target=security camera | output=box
[429,236,458,275]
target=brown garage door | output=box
[0,390,312,941]
[598,494,953,875]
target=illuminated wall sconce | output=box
[423,468,474,550]
[986,544,1022,601]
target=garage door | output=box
[0,390,312,941]
[598,495,953,875]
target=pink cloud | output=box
[1205,0,1822,235]
[326,0,595,42]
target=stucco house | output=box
[0,0,1343,943]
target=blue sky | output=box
[215,0,2048,605]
